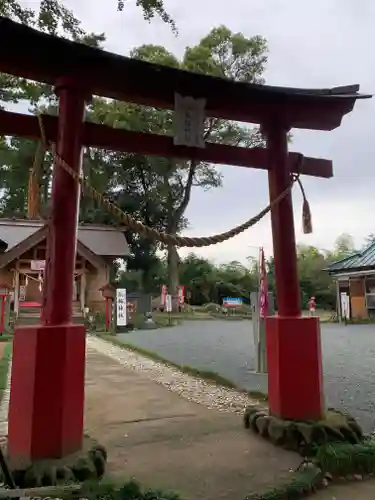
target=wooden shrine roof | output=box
[0,219,130,264]
[326,240,375,275]
[0,17,371,131]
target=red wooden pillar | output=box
[105,298,110,330]
[8,79,88,464]
[264,120,324,421]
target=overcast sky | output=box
[35,0,375,263]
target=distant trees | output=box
[117,233,369,311]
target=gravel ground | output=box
[87,336,265,414]
[118,321,375,433]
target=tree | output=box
[363,233,375,249]
[0,2,106,222]
[331,233,355,260]
[0,8,268,302]
[0,0,175,33]
[115,235,349,312]
[132,26,268,308]
[297,244,336,309]
[117,0,176,32]
[177,254,259,305]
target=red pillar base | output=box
[8,323,86,466]
[266,316,324,421]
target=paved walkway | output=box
[85,344,301,500]
[85,338,375,500]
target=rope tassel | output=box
[296,176,313,234]
[302,198,313,234]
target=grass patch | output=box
[210,314,250,321]
[0,334,13,342]
[152,313,181,327]
[0,342,12,404]
[98,334,268,402]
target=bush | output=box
[202,302,252,317]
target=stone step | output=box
[19,307,41,315]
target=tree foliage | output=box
[0,0,175,33]
[119,233,364,312]
[129,27,267,305]
[0,0,268,301]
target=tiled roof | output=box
[78,225,129,257]
[0,219,129,257]
[327,241,375,273]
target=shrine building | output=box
[327,241,375,320]
[0,218,129,319]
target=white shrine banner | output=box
[173,93,206,149]
[116,288,127,326]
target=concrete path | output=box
[85,338,375,500]
[316,481,375,499]
[84,345,301,500]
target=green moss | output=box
[317,440,375,476]
[245,466,323,500]
[7,442,107,488]
[0,334,13,342]
[246,408,365,455]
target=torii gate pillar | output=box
[8,80,87,464]
[263,120,324,421]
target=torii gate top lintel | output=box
[0,16,371,131]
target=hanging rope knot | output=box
[293,153,313,234]
[35,112,310,246]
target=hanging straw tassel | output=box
[295,176,313,234]
[302,197,312,234]
[27,141,46,219]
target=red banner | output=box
[259,247,268,319]
[178,285,185,305]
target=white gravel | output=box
[87,335,266,414]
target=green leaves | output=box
[131,45,180,68]
[0,10,270,295]
[0,0,83,37]
[183,25,268,83]
[118,0,177,34]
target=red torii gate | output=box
[0,17,371,464]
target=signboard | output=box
[178,285,185,305]
[31,260,45,271]
[340,292,350,320]
[19,285,26,302]
[173,94,206,148]
[116,288,127,326]
[161,284,167,307]
[165,294,172,313]
[222,297,243,308]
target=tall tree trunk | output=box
[167,242,180,312]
